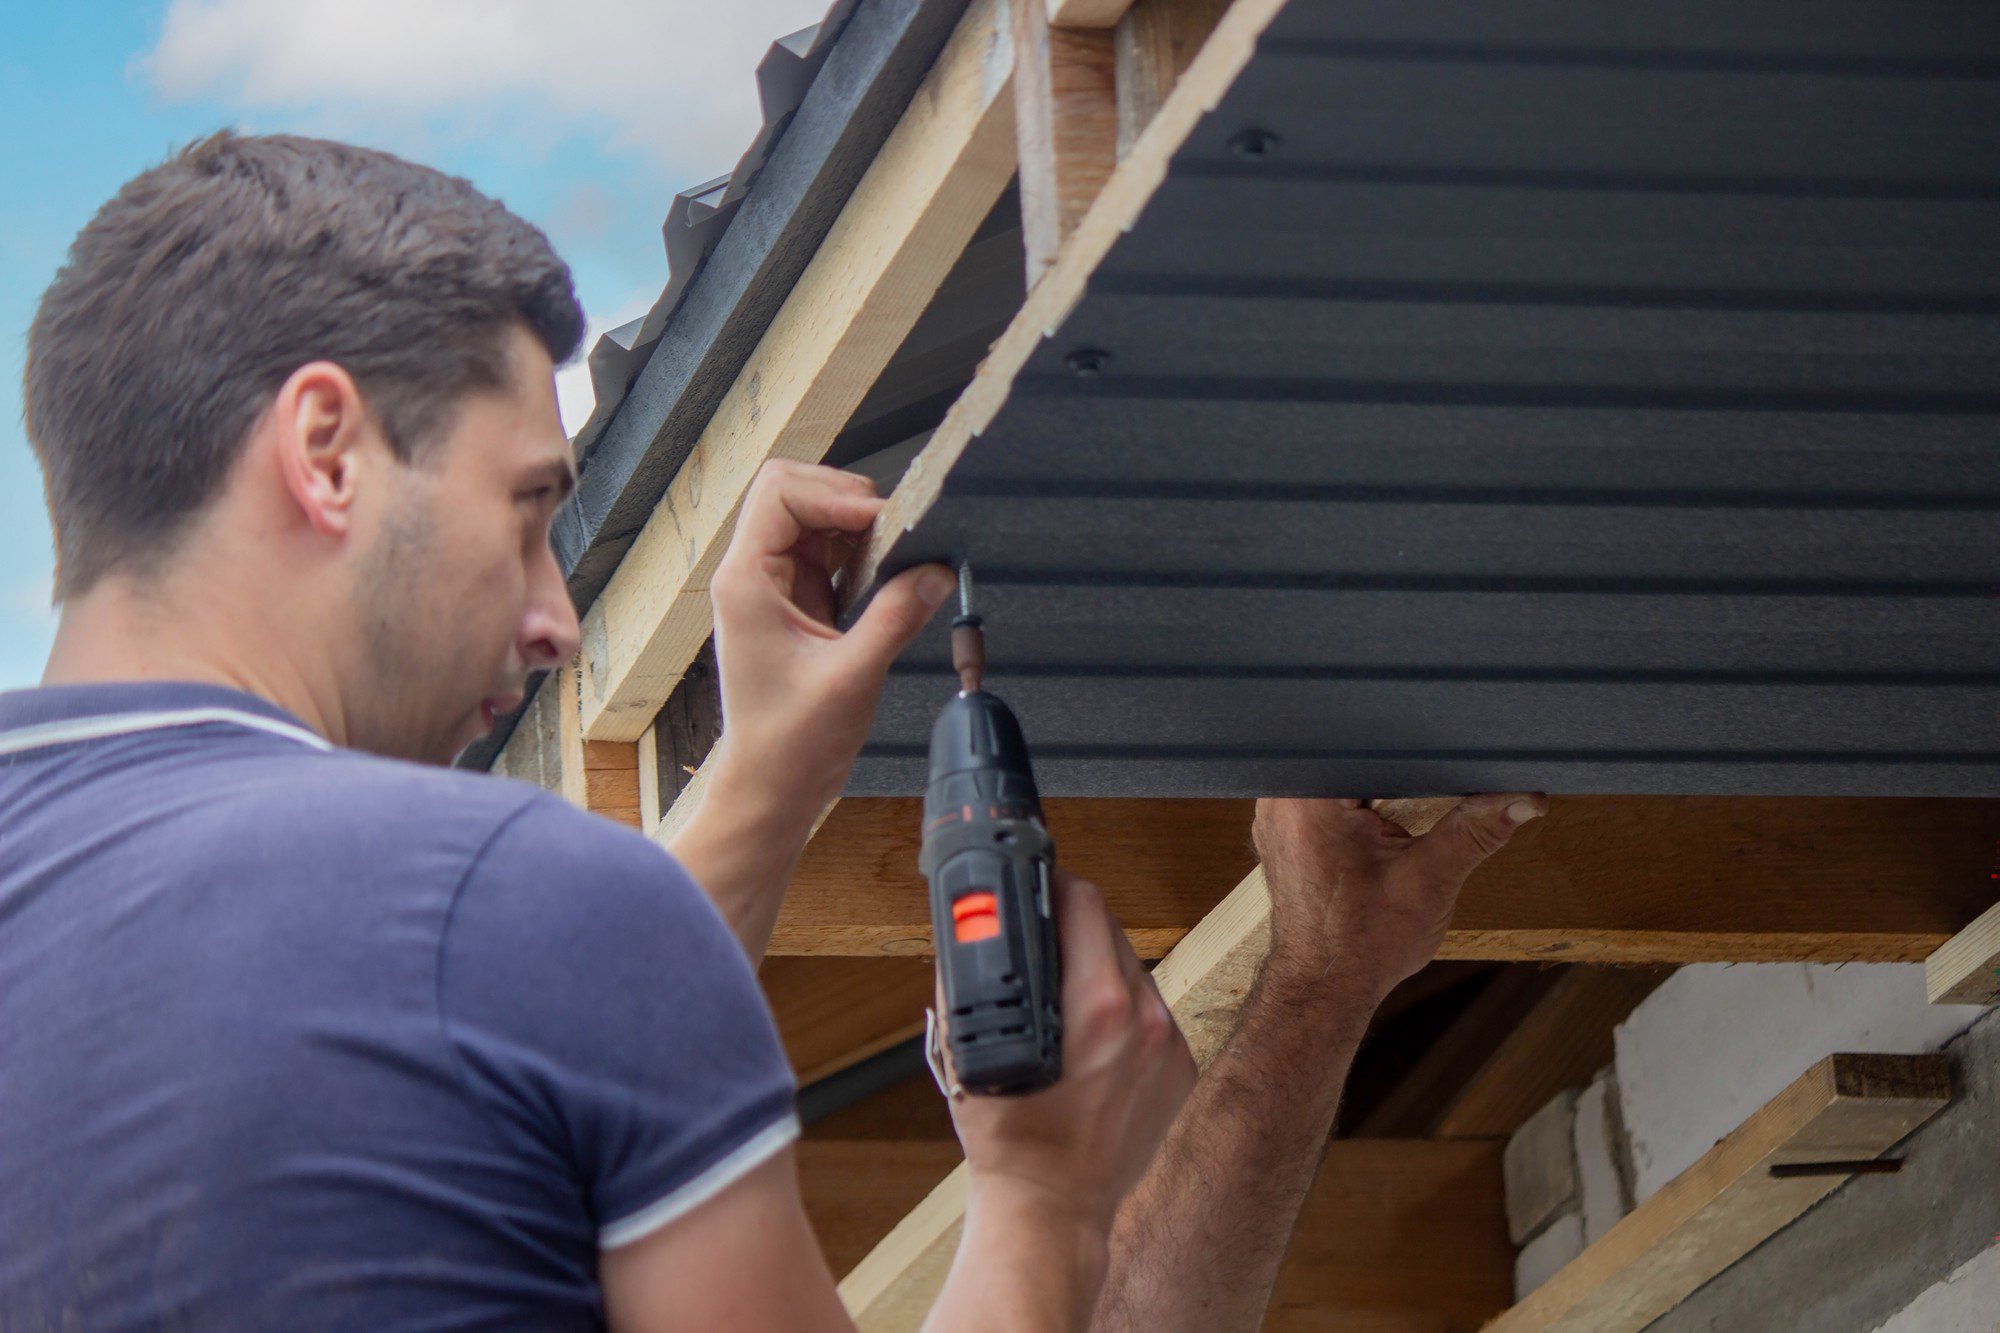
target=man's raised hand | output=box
[1253,794,1549,1004]
[707,459,953,814]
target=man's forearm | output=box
[924,1179,1111,1333]
[665,747,824,963]
[1093,960,1382,1332]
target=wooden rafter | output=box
[763,956,934,1086]
[573,0,1020,744]
[1926,897,2000,1005]
[1488,1054,1951,1332]
[1013,0,1118,283]
[768,796,1999,964]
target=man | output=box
[2,132,1542,1330]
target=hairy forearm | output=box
[1093,961,1382,1332]
[925,1180,1110,1333]
[665,747,824,963]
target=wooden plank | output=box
[491,671,565,796]
[771,796,1998,963]
[1926,898,2000,1005]
[844,0,1290,603]
[582,740,641,830]
[1113,0,1232,157]
[636,725,662,836]
[779,796,1258,956]
[1265,1140,1512,1331]
[798,1140,965,1282]
[1014,0,1118,283]
[1431,966,1670,1140]
[576,0,1020,742]
[763,956,936,1085]
[1048,0,1133,28]
[1488,1053,1952,1332]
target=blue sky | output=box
[1,0,826,689]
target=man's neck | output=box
[42,573,347,744]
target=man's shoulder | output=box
[210,744,665,885]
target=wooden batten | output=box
[1013,0,1118,283]
[1487,1054,1951,1332]
[1926,898,2000,1005]
[768,796,1998,965]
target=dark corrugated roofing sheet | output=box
[851,0,2000,798]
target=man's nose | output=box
[522,551,581,670]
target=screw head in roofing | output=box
[1064,347,1111,377]
[1229,127,1280,160]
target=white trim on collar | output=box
[0,706,332,759]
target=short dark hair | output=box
[25,130,586,597]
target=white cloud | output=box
[141,0,834,174]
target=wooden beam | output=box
[798,1140,965,1282]
[1926,898,2000,1005]
[782,796,1258,955]
[1113,0,1233,157]
[844,0,1289,603]
[489,669,569,796]
[575,0,1019,742]
[772,796,1999,964]
[1014,0,1118,283]
[1430,966,1669,1140]
[1265,1140,1512,1330]
[582,740,641,830]
[1487,1053,1951,1332]
[1047,0,1134,28]
[763,956,935,1085]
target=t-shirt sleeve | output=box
[437,793,798,1249]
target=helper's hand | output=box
[1253,794,1548,1004]
[946,872,1198,1241]
[707,460,954,813]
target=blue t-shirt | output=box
[0,681,798,1331]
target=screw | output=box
[1229,127,1280,160]
[1065,347,1110,377]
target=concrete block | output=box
[1613,963,1986,1201]
[1503,1087,1578,1245]
[1573,1067,1632,1246]
[1871,1243,2000,1332]
[1512,1209,1585,1302]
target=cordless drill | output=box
[918,567,1062,1095]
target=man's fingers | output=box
[734,463,885,562]
[837,562,954,673]
[1402,792,1547,885]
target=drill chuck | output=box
[919,688,1062,1095]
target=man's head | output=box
[26,130,587,762]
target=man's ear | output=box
[271,360,376,538]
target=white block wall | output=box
[1613,963,1987,1201]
